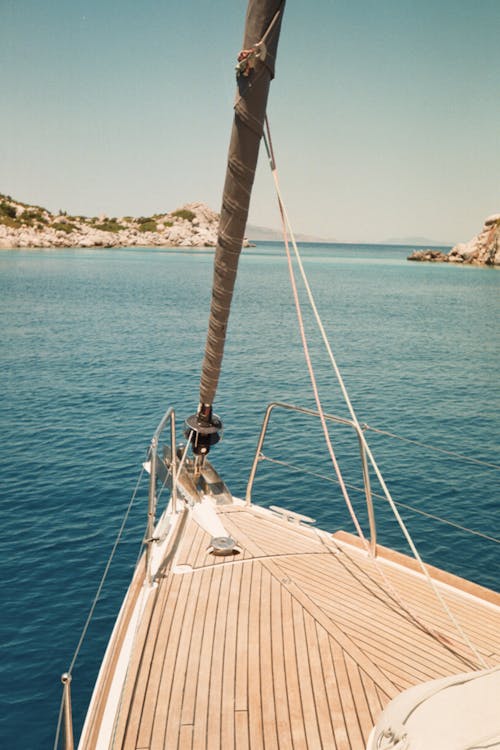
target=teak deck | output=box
[81,501,500,750]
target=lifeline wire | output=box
[54,465,146,749]
[67,465,145,676]
[363,423,500,471]
[262,116,487,668]
[261,453,500,544]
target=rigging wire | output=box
[262,115,488,669]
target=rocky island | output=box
[0,194,250,249]
[408,214,500,267]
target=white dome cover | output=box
[366,666,500,750]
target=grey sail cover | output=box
[198,0,285,409]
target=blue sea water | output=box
[0,242,498,748]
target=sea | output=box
[1,242,498,748]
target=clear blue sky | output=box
[1,0,498,243]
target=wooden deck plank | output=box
[316,623,343,750]
[292,598,322,748]
[278,539,495,633]
[248,560,264,750]
[280,562,478,688]
[220,562,242,749]
[235,560,253,711]
[276,555,466,658]
[331,639,365,750]
[206,564,234,750]
[324,547,499,664]
[193,523,214,569]
[191,566,225,749]
[173,510,205,567]
[281,587,307,748]
[178,724,193,750]
[259,563,279,750]
[270,575,294,750]
[226,509,321,556]
[235,711,250,750]
[303,607,336,749]
[134,570,184,748]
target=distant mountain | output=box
[383,236,453,247]
[247,225,452,246]
[246,223,335,243]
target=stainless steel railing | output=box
[245,402,377,555]
[145,407,178,583]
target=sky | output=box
[1,0,499,243]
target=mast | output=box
[186,0,285,459]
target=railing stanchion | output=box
[357,432,377,556]
[246,402,378,553]
[145,407,177,583]
[246,403,276,506]
[61,673,74,750]
[170,411,177,514]
[146,436,158,584]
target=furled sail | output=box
[188,0,285,454]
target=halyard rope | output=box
[262,116,487,668]
[263,120,365,543]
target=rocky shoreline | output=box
[0,195,252,249]
[407,214,500,267]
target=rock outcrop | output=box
[408,214,500,266]
[0,195,250,249]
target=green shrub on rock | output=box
[95,220,123,233]
[137,220,157,232]
[0,201,17,219]
[52,221,76,234]
[171,209,196,222]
